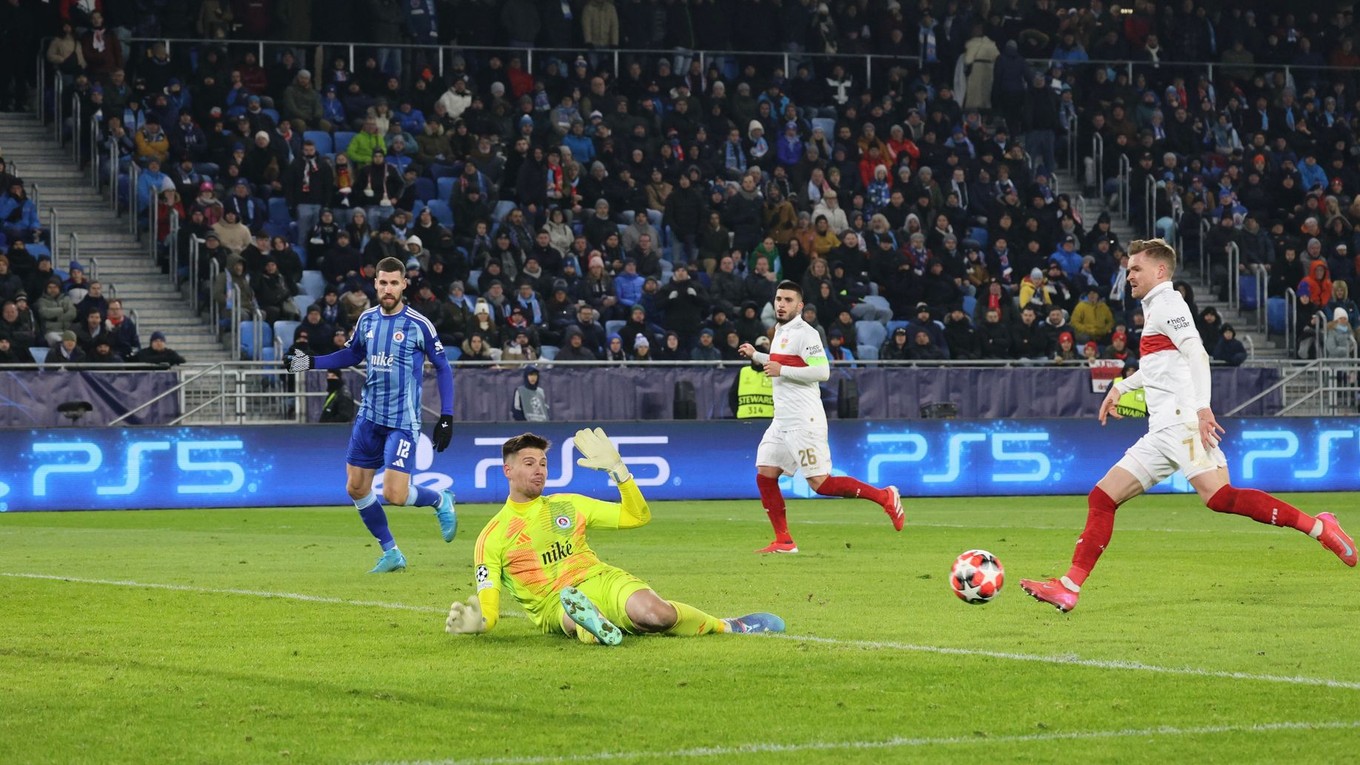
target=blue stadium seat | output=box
[862,295,890,314]
[444,347,462,363]
[962,295,976,318]
[262,221,291,238]
[605,320,626,336]
[414,178,436,202]
[30,346,49,367]
[1267,297,1286,334]
[427,162,457,179]
[811,117,836,138]
[303,131,333,155]
[540,345,559,361]
[239,320,275,361]
[268,197,292,223]
[334,131,357,155]
[293,244,307,267]
[437,176,456,201]
[857,344,879,361]
[425,200,453,227]
[291,294,315,318]
[274,320,301,350]
[886,320,911,336]
[261,108,280,126]
[300,270,326,298]
[492,200,517,223]
[855,320,887,354]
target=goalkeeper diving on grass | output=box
[286,256,457,573]
[446,429,785,645]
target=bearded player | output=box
[444,429,783,644]
[1021,239,1356,613]
[738,281,904,554]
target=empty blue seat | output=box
[427,162,457,179]
[425,200,453,227]
[239,320,275,361]
[274,320,301,349]
[962,295,977,318]
[857,344,879,361]
[261,108,281,126]
[303,130,333,154]
[414,177,436,202]
[268,197,292,223]
[444,347,462,363]
[334,131,358,154]
[291,294,315,318]
[855,320,887,352]
[1267,297,1286,334]
[300,270,326,298]
[437,176,456,201]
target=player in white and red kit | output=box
[738,281,905,554]
[1021,239,1356,612]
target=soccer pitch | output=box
[3,495,1358,764]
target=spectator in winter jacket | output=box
[1213,324,1249,366]
[512,366,550,421]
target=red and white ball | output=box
[950,549,1005,604]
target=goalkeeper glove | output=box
[574,427,631,484]
[445,596,484,634]
[287,349,314,373]
[432,414,453,453]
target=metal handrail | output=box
[48,207,60,264]
[1251,263,1268,333]
[1285,287,1298,358]
[108,360,231,426]
[71,96,81,161]
[108,134,119,212]
[1117,154,1131,221]
[89,113,101,189]
[1092,133,1104,197]
[208,257,221,335]
[252,307,265,361]
[1226,242,1240,311]
[1198,218,1210,286]
[168,209,181,290]
[29,181,39,211]
[148,194,158,257]
[1144,175,1156,239]
[128,162,140,235]
[190,236,203,314]
[54,74,63,145]
[71,233,81,276]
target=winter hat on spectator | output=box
[406,235,423,250]
[490,82,506,96]
[1059,331,1074,345]
[61,330,77,343]
[1084,341,1098,354]
[700,328,715,338]
[199,180,215,192]
[474,299,490,315]
[755,335,771,349]
[406,257,421,269]
[151,332,167,343]
[14,291,26,302]
[247,95,261,105]
[69,261,85,273]
[588,255,604,270]
[1298,282,1312,297]
[634,335,650,349]
[1030,267,1043,281]
[1112,330,1127,342]
[1336,307,1349,322]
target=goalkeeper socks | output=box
[756,474,792,542]
[403,477,441,508]
[665,601,726,635]
[1066,487,1118,587]
[1207,486,1317,533]
[355,493,396,551]
[813,476,889,506]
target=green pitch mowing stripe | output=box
[2,495,1357,764]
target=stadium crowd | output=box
[2,0,1360,367]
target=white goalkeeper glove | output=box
[574,426,632,484]
[445,596,485,634]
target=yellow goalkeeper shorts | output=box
[539,565,651,635]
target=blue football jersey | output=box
[346,305,446,430]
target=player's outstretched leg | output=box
[756,473,799,553]
[435,491,458,542]
[560,587,623,646]
[1208,486,1357,567]
[812,476,904,531]
[723,613,786,634]
[1020,486,1122,612]
[355,493,406,573]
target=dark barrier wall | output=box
[371,365,1282,423]
[3,417,1354,512]
[0,371,181,427]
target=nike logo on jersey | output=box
[370,352,396,368]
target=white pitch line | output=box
[723,517,1280,534]
[0,572,446,614]
[767,634,1360,691]
[6,573,1355,691]
[373,720,1360,765]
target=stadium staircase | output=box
[1050,165,1287,362]
[1,112,233,364]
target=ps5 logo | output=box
[865,431,1052,484]
[472,436,671,489]
[30,439,247,498]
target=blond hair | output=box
[1129,238,1178,275]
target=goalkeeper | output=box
[287,256,457,573]
[446,428,785,645]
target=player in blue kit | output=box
[288,256,457,572]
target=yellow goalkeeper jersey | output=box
[473,481,649,630]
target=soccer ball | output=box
[950,549,1005,604]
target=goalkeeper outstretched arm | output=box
[575,427,650,528]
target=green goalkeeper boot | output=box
[560,586,623,646]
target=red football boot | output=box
[1316,513,1357,567]
[1019,577,1080,613]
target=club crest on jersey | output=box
[393,330,406,343]
[554,513,573,531]
[779,337,789,348]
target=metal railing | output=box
[1092,133,1104,198]
[127,161,140,236]
[208,257,222,335]
[1117,153,1131,222]
[47,206,60,265]
[1285,287,1298,359]
[1144,175,1156,239]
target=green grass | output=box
[2,494,1359,764]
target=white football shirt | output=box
[1136,281,1208,433]
[766,316,830,429]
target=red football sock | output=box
[1207,486,1316,533]
[813,475,890,506]
[1066,487,1119,587]
[756,474,792,543]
